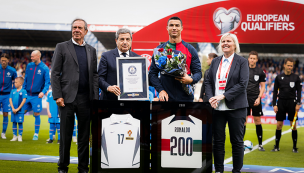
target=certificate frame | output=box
[150,102,213,173]
[117,57,149,100]
[90,100,151,173]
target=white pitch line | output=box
[223,127,301,164]
[246,128,274,131]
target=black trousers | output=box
[213,108,246,173]
[58,94,91,172]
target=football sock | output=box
[77,124,78,137]
[56,123,60,140]
[275,129,281,148]
[256,124,263,145]
[2,116,8,133]
[18,123,23,136]
[243,125,246,137]
[34,115,41,134]
[50,123,55,140]
[292,130,297,149]
[12,122,17,136]
[73,120,76,137]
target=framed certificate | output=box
[117,57,149,100]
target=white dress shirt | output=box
[72,38,86,46]
[215,54,234,111]
[117,49,130,57]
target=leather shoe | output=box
[58,170,67,173]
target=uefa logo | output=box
[213,7,242,34]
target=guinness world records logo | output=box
[128,65,137,74]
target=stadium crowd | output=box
[253,58,304,111]
[3,50,53,77]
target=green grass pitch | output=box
[0,114,303,172]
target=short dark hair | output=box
[167,16,183,26]
[71,18,88,30]
[208,53,218,59]
[249,51,258,58]
[284,58,295,64]
[0,53,9,60]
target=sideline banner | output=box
[133,0,304,56]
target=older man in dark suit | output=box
[51,18,98,173]
[98,28,140,100]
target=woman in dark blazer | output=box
[204,33,249,173]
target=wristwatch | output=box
[297,102,301,105]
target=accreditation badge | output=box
[290,82,295,88]
[254,75,259,81]
[219,80,226,90]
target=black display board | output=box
[151,102,212,173]
[90,101,150,173]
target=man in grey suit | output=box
[98,28,140,100]
[51,18,98,173]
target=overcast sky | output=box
[1,0,224,25]
[1,0,302,26]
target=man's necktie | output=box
[122,52,127,57]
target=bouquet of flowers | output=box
[154,43,194,95]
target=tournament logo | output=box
[37,105,40,108]
[290,82,295,88]
[19,92,22,95]
[37,69,42,75]
[281,77,284,80]
[213,7,242,34]
[128,66,137,74]
[126,130,134,140]
[254,75,259,81]
[6,72,11,77]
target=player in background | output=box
[244,51,266,151]
[149,86,159,102]
[199,53,217,102]
[272,58,301,153]
[1,53,17,139]
[9,77,27,142]
[23,50,50,140]
[73,116,78,143]
[46,87,60,144]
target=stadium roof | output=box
[1,0,304,52]
[0,0,218,50]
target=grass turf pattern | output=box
[0,114,78,156]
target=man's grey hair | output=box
[71,18,88,30]
[115,28,132,40]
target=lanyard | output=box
[218,57,234,79]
